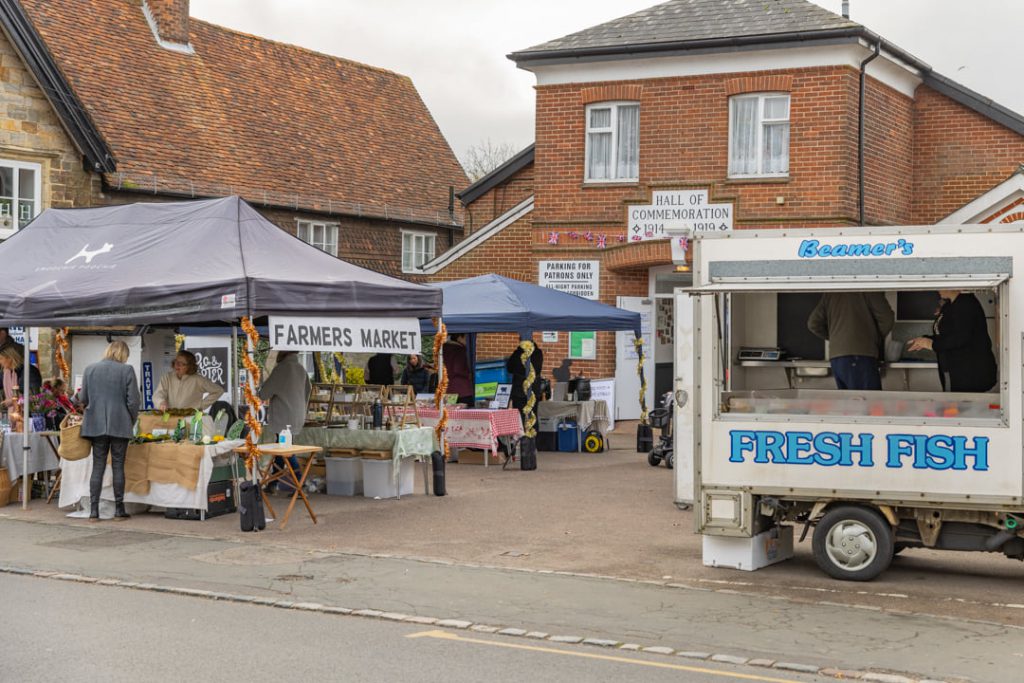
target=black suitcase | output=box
[520,436,538,471]
[164,480,237,521]
[238,480,266,532]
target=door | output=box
[673,290,695,505]
[615,296,654,420]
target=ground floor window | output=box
[0,159,41,237]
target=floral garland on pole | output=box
[240,316,263,473]
[519,340,537,438]
[432,319,449,457]
[634,337,649,424]
[54,327,70,381]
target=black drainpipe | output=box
[858,41,881,226]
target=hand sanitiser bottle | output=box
[278,425,293,446]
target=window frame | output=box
[727,93,791,179]
[583,101,640,184]
[402,230,437,273]
[295,219,339,257]
[0,158,42,239]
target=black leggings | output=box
[89,436,129,504]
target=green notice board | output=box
[569,331,596,359]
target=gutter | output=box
[858,41,881,226]
[0,0,116,172]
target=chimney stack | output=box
[842,1,850,19]
[145,0,191,47]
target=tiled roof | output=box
[19,0,467,225]
[514,0,858,57]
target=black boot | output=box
[114,501,130,520]
[89,501,100,523]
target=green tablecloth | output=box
[300,426,434,485]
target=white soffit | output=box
[531,42,922,99]
[941,174,1024,225]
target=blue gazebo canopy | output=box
[427,274,641,336]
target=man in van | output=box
[808,292,894,390]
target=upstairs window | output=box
[297,220,338,256]
[728,94,790,177]
[585,102,639,182]
[402,230,436,273]
[0,159,41,238]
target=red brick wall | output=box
[911,85,1024,224]
[863,78,914,225]
[462,164,534,235]
[534,66,865,231]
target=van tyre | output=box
[812,505,893,581]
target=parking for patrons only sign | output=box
[538,260,600,300]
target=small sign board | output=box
[269,316,420,353]
[492,383,513,409]
[538,260,600,300]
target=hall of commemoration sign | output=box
[538,260,600,300]
[627,189,733,242]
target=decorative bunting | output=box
[568,231,579,240]
[596,234,607,249]
[547,231,559,245]
[584,231,593,241]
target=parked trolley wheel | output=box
[647,451,661,467]
[812,505,894,581]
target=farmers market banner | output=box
[269,316,420,353]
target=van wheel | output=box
[647,452,661,467]
[812,506,893,581]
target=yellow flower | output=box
[212,435,225,443]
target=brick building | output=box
[421,0,1024,420]
[0,0,467,279]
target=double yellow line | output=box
[407,630,807,682]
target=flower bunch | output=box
[29,386,61,419]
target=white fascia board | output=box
[941,174,1024,224]
[530,42,921,99]
[418,196,534,275]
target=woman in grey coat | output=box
[79,341,141,521]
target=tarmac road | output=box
[10,440,1024,628]
[2,573,832,683]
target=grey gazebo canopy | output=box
[0,196,442,326]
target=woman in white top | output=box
[154,350,222,411]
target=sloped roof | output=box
[15,0,467,225]
[514,0,858,57]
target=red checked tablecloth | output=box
[415,408,523,451]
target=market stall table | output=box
[413,408,523,467]
[537,400,611,451]
[59,439,243,518]
[2,430,60,480]
[234,443,321,529]
[300,426,434,495]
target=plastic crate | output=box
[325,455,363,496]
[362,457,414,499]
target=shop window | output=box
[0,159,41,238]
[584,102,639,182]
[296,220,338,256]
[402,231,436,273]
[728,93,790,177]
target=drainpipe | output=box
[858,41,881,226]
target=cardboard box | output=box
[454,449,496,466]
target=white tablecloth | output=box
[58,439,243,511]
[537,400,610,435]
[1,431,60,479]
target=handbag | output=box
[57,414,92,461]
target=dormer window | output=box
[585,102,639,182]
[728,93,790,178]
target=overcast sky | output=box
[190,1,1024,167]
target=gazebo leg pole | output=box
[22,334,30,510]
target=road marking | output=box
[406,630,806,682]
